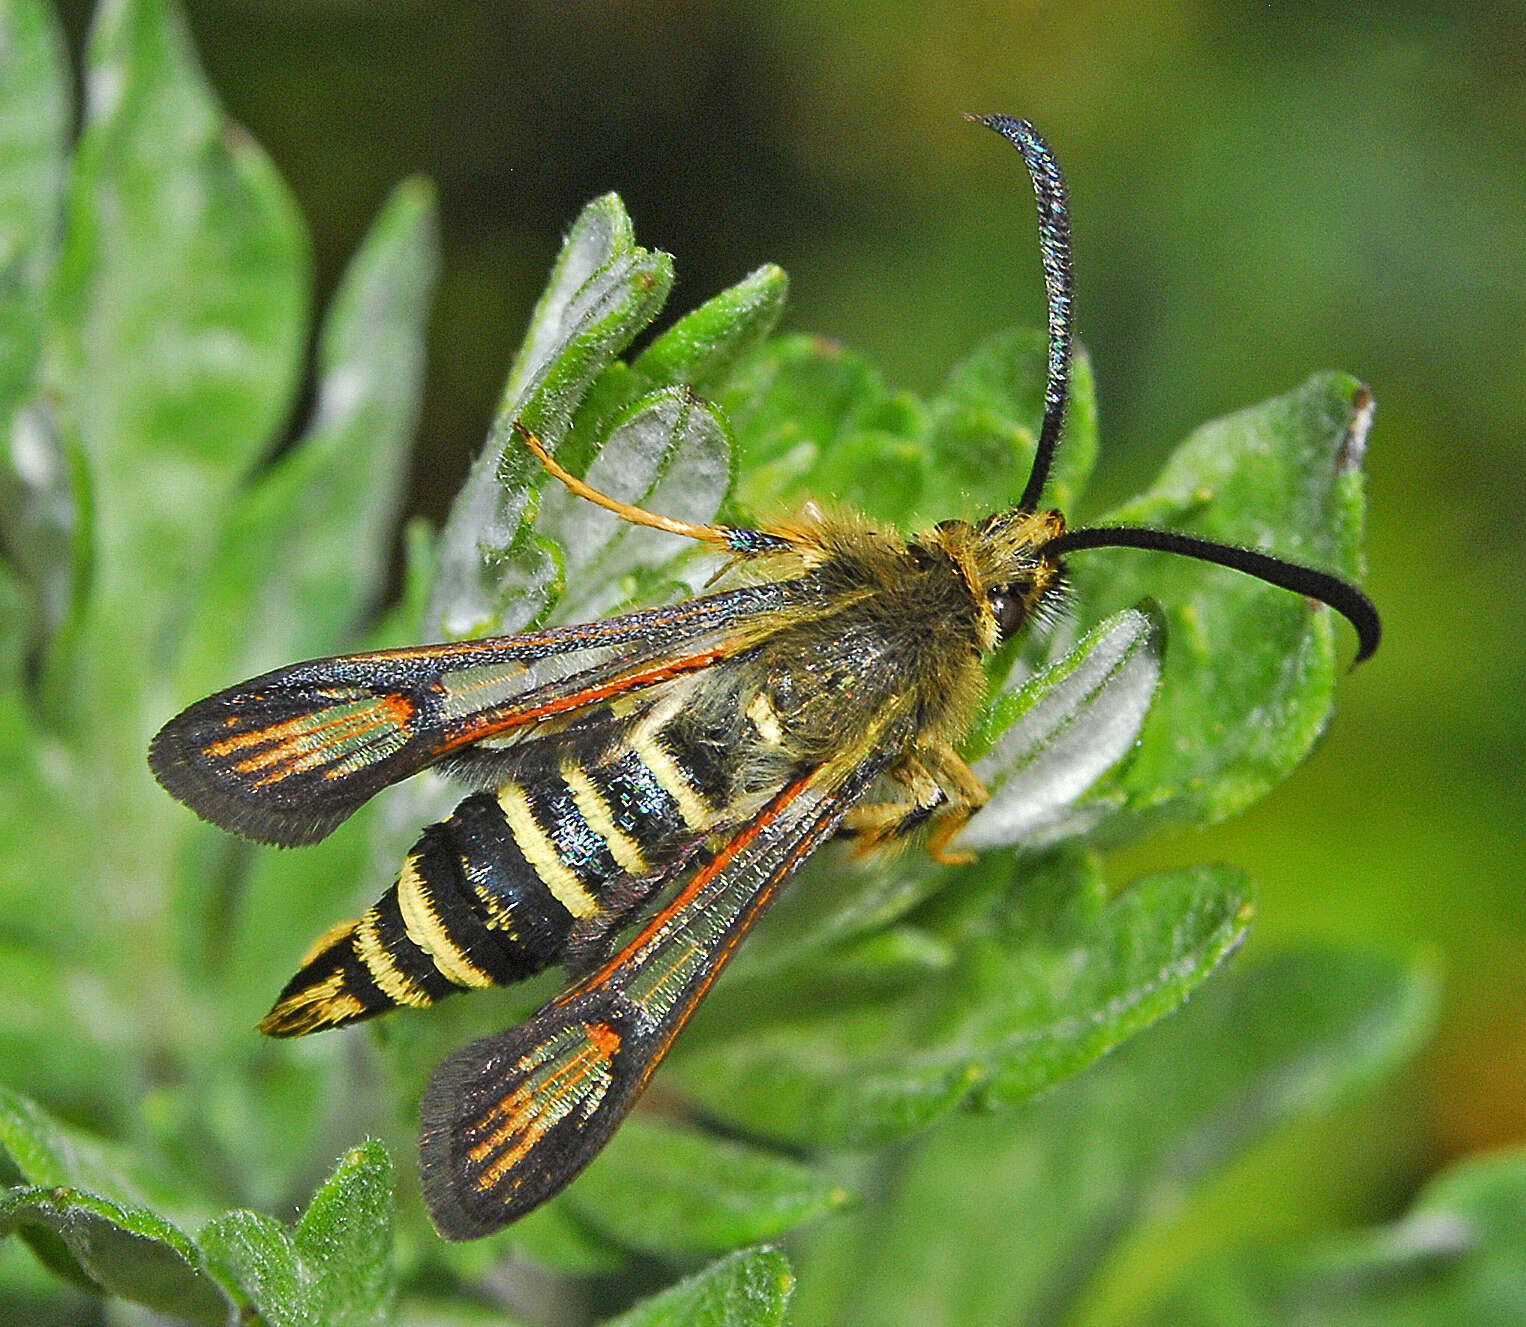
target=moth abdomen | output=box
[260,713,745,1037]
[259,798,576,1036]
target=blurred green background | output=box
[48,0,1526,1292]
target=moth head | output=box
[926,511,1068,651]
[978,509,1068,646]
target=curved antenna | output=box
[970,114,1074,514]
[1045,525,1381,664]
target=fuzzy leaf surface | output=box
[675,862,1253,1148]
[1145,1148,1526,1326]
[0,1086,230,1321]
[197,1140,394,1327]
[0,1187,230,1324]
[600,1246,795,1327]
[785,948,1436,1327]
[1065,373,1372,841]
[430,195,674,637]
[51,0,309,603]
[962,605,1163,851]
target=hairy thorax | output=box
[745,559,988,767]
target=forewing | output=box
[149,581,810,846]
[417,746,893,1239]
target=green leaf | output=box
[291,1140,393,1320]
[676,861,1253,1148]
[1145,1148,1526,1326]
[632,263,788,394]
[551,263,789,488]
[1068,373,1372,841]
[801,424,933,529]
[719,332,902,514]
[961,606,1163,852]
[600,1246,795,1327]
[431,194,674,637]
[0,0,78,666]
[197,1140,394,1327]
[543,385,732,622]
[197,1208,301,1318]
[0,1084,207,1226]
[0,1187,230,1324]
[0,1085,129,1196]
[784,948,1434,1327]
[51,0,309,594]
[720,325,1099,530]
[928,329,1099,518]
[566,1115,853,1257]
[0,1088,231,1318]
[177,176,440,684]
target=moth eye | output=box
[988,589,1026,642]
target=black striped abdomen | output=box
[260,712,735,1037]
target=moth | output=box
[149,116,1379,1240]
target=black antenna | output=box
[971,114,1073,515]
[1045,524,1381,664]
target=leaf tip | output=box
[384,175,441,234]
[574,191,637,251]
[1336,380,1376,478]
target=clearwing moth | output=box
[149,115,1379,1239]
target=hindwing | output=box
[418,739,895,1238]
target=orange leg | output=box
[842,743,989,865]
[922,742,988,866]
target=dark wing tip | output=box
[145,666,429,846]
[417,1086,501,1242]
[417,1042,502,1242]
[147,715,345,847]
[418,997,637,1241]
[417,1031,561,1242]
